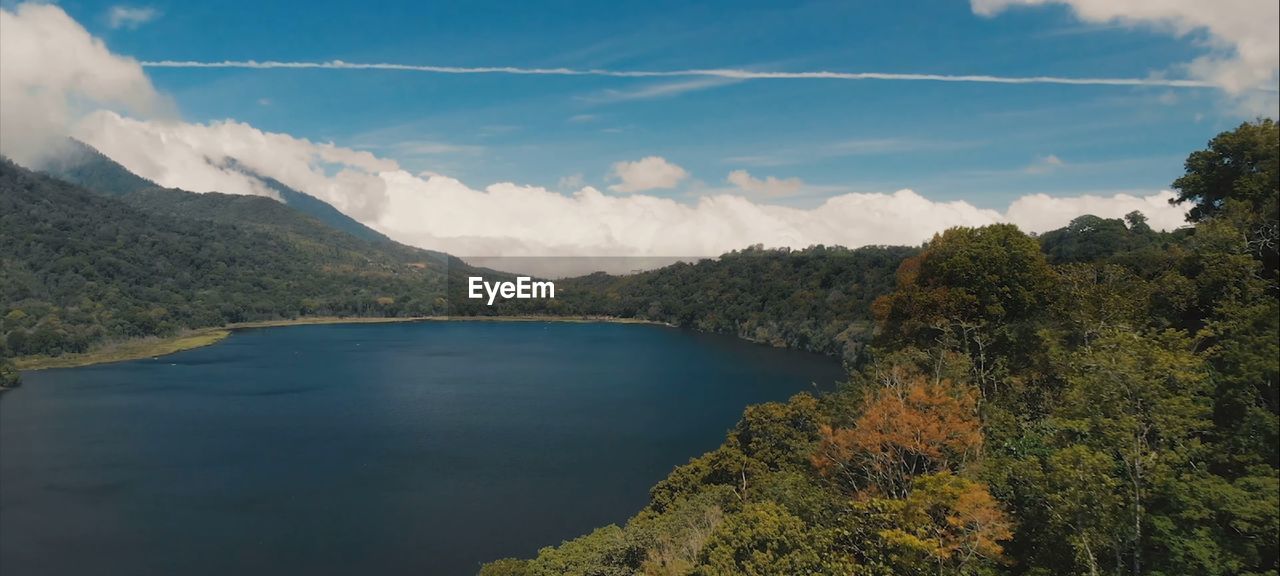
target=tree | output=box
[873,224,1056,396]
[1172,119,1278,224]
[0,356,19,388]
[814,366,982,499]
[1125,211,1152,234]
[1053,329,1211,576]
[693,502,846,576]
[1039,215,1134,264]
[522,525,640,576]
[731,393,821,472]
[875,472,1012,576]
[1038,445,1125,576]
[477,558,530,576]
[1172,119,1279,272]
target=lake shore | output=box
[12,315,675,371]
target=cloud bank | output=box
[3,2,1193,260]
[77,110,1189,257]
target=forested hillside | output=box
[0,158,456,361]
[39,139,394,243]
[479,120,1279,576]
[3,147,919,369]
[547,246,915,362]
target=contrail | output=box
[139,59,1239,89]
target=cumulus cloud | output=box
[1006,190,1186,232]
[78,112,1190,256]
[608,156,689,193]
[726,170,805,198]
[77,114,1192,257]
[0,3,169,165]
[972,0,1279,113]
[3,2,1195,261]
[107,6,159,30]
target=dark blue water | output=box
[0,321,842,576]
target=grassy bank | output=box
[12,315,674,371]
[13,329,232,370]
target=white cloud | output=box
[581,78,738,103]
[79,110,1189,255]
[608,156,689,193]
[1024,154,1065,174]
[1006,190,1186,233]
[77,112,1191,257]
[972,0,1279,114]
[726,170,804,198]
[107,6,159,30]
[75,111,397,217]
[558,173,585,190]
[0,3,169,165]
[4,2,1196,260]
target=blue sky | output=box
[45,0,1262,209]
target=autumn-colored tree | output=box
[814,366,982,498]
[873,472,1013,576]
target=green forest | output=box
[0,146,917,375]
[1,121,1277,575]
[477,121,1279,576]
[0,158,455,360]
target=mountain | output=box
[253,172,393,244]
[36,139,157,196]
[0,157,455,359]
[39,139,392,244]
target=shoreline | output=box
[12,315,675,371]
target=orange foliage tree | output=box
[877,471,1014,575]
[813,366,983,499]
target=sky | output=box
[1,0,1277,257]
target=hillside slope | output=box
[0,158,451,358]
[39,139,393,244]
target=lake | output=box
[0,321,843,575]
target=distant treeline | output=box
[2,148,916,368]
[464,245,915,363]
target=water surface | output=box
[0,321,842,575]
